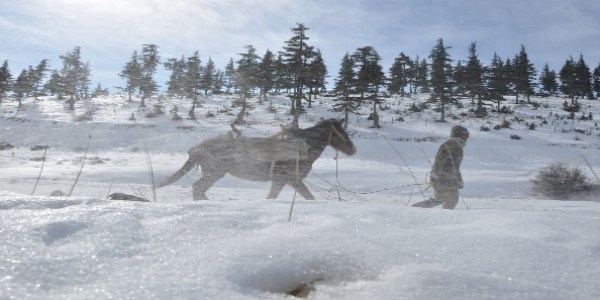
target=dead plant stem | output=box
[67,135,91,197]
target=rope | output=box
[300,124,430,202]
[309,169,426,197]
[287,139,301,222]
[305,180,370,202]
[375,129,428,202]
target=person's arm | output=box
[453,146,464,188]
[430,144,446,181]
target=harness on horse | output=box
[227,122,347,180]
[229,123,309,162]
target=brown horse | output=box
[157,119,356,200]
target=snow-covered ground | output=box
[1,94,599,299]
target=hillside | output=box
[1,94,599,299]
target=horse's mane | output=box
[226,118,341,144]
[288,118,342,136]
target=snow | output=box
[1,94,600,299]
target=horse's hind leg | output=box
[267,181,286,199]
[192,171,225,200]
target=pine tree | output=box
[185,51,202,119]
[503,58,515,100]
[333,53,360,125]
[453,61,467,96]
[484,53,508,111]
[78,62,92,100]
[463,43,484,107]
[234,45,260,124]
[353,46,385,127]
[236,45,260,98]
[139,44,160,107]
[388,52,411,97]
[44,70,64,99]
[200,57,216,95]
[405,56,416,93]
[429,39,454,122]
[13,69,32,108]
[212,70,224,95]
[593,63,600,99]
[512,45,537,103]
[559,56,577,104]
[539,63,558,97]
[27,66,37,96]
[305,49,327,107]
[273,54,289,93]
[0,60,13,103]
[281,23,318,126]
[414,57,429,93]
[30,59,49,99]
[352,46,384,99]
[91,82,109,98]
[184,51,203,100]
[119,51,143,101]
[224,58,237,95]
[59,46,91,109]
[257,49,277,105]
[573,55,592,99]
[164,55,186,98]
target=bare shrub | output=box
[76,110,93,121]
[532,162,598,200]
[408,101,427,112]
[496,105,513,114]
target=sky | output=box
[1,0,600,91]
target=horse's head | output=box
[322,119,356,156]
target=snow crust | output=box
[1,94,599,299]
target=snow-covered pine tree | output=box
[388,52,411,97]
[428,39,454,122]
[0,60,13,103]
[539,63,558,97]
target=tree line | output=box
[1,23,600,125]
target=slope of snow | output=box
[1,94,599,299]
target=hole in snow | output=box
[286,279,322,298]
[229,255,380,298]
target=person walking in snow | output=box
[412,125,470,209]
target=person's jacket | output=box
[430,137,466,187]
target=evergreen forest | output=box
[1,24,599,125]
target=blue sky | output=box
[1,0,599,91]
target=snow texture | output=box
[1,94,599,299]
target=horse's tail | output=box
[156,156,197,188]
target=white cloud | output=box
[1,0,599,90]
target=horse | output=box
[156,119,356,200]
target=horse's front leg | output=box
[267,181,286,199]
[293,181,315,200]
